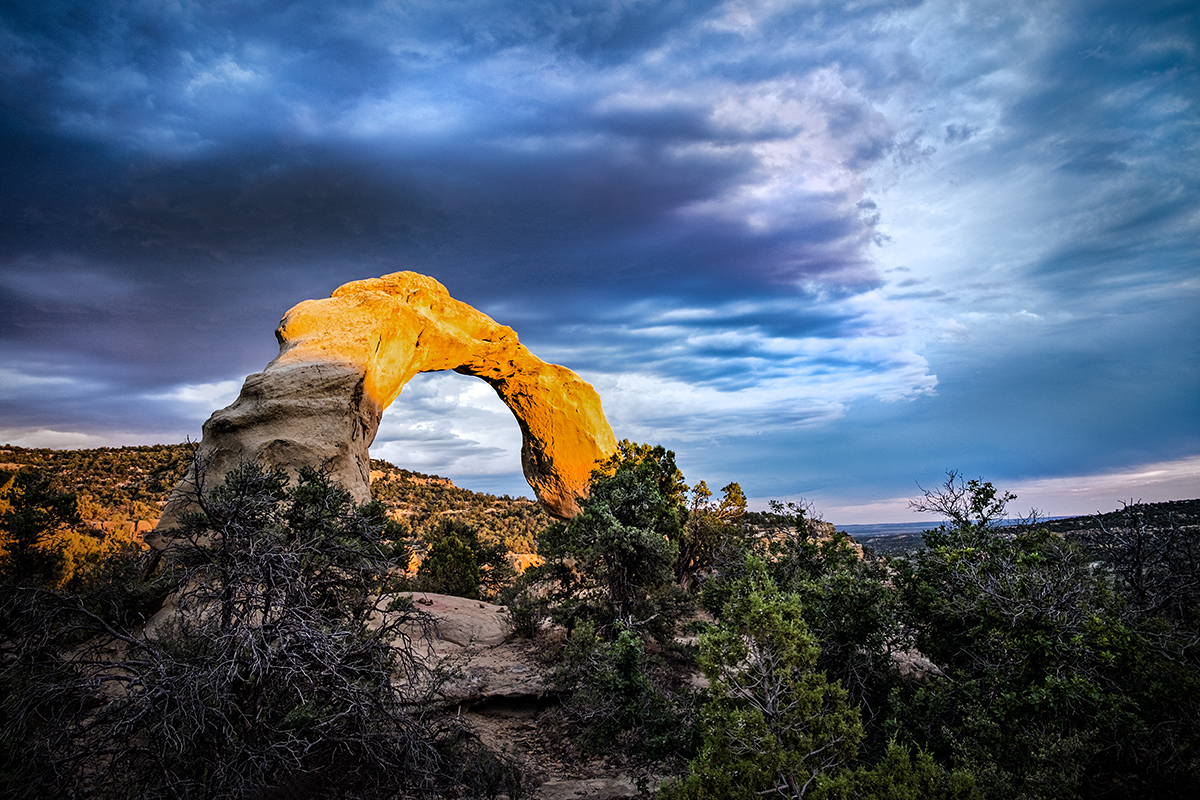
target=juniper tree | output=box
[663,558,863,800]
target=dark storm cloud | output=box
[0,0,903,399]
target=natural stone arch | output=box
[157,272,617,530]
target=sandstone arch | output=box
[158,272,617,530]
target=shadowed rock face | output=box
[158,272,616,530]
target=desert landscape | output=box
[3,1,1197,798]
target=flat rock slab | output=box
[440,643,547,703]
[385,592,547,703]
[405,591,510,648]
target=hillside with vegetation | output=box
[0,443,548,555]
[1041,498,1200,536]
[368,458,548,554]
[0,443,191,528]
[846,499,1200,559]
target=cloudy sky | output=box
[2,0,1197,523]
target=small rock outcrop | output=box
[158,272,616,529]
[389,592,547,703]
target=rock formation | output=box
[158,272,616,530]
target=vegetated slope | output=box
[1038,498,1200,536]
[0,444,547,552]
[0,443,191,525]
[368,458,547,553]
[851,530,928,559]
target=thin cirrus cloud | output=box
[0,0,1196,519]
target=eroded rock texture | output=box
[159,272,616,529]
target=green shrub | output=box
[0,469,80,588]
[419,531,482,599]
[536,440,690,643]
[416,518,515,600]
[698,500,903,745]
[842,740,980,800]
[554,620,697,760]
[498,573,551,639]
[663,558,863,799]
[890,473,1200,799]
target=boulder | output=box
[156,272,616,532]
[375,592,548,703]
[403,591,509,649]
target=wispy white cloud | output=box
[1003,456,1200,516]
[371,372,523,480]
[0,368,85,397]
[184,53,264,95]
[145,381,242,415]
[0,259,139,305]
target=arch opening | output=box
[370,370,529,497]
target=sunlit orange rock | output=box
[157,272,616,530]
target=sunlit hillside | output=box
[0,443,548,554]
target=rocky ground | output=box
[400,592,675,799]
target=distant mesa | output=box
[157,272,617,531]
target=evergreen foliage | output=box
[664,557,864,799]
[552,620,697,760]
[0,446,544,601]
[890,473,1200,799]
[4,439,1197,799]
[533,440,689,642]
[675,479,746,591]
[699,501,903,739]
[0,469,82,587]
[419,527,483,599]
[840,740,981,800]
[414,518,516,601]
[0,443,191,525]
